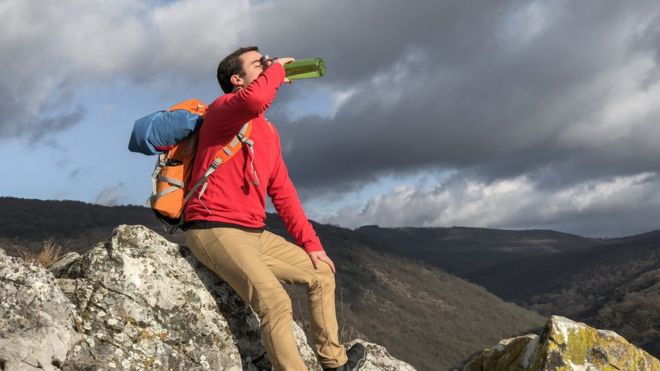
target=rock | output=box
[48,252,80,277]
[462,335,537,371]
[345,340,417,371]
[0,251,77,370]
[56,225,258,370]
[3,225,413,370]
[292,319,322,370]
[463,315,660,371]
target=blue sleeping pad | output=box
[128,109,203,155]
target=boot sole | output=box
[353,350,367,370]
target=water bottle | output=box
[284,58,326,80]
[262,56,326,80]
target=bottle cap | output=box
[260,55,276,65]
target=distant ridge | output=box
[355,223,660,359]
[0,196,163,253]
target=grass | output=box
[19,236,64,268]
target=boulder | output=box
[463,315,660,370]
[52,224,413,370]
[0,250,77,370]
[55,224,271,370]
[47,252,80,278]
[345,340,417,371]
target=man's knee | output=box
[309,268,336,293]
[251,281,292,319]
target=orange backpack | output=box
[146,99,253,232]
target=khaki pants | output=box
[185,227,348,370]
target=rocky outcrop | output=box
[464,315,660,371]
[0,248,77,370]
[55,225,264,370]
[345,340,416,371]
[47,252,80,278]
[1,225,414,370]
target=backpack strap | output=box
[168,120,260,234]
[146,152,186,204]
[145,154,169,206]
[182,120,253,205]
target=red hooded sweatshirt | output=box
[183,63,323,253]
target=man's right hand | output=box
[275,57,295,83]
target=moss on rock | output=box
[464,315,660,371]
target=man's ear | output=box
[230,74,243,89]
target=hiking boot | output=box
[323,343,367,371]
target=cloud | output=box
[3,0,660,235]
[316,172,660,237]
[0,0,250,140]
[69,166,91,180]
[95,183,130,206]
[261,0,660,202]
[0,0,545,140]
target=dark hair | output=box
[217,46,259,94]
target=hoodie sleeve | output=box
[267,129,324,253]
[206,63,286,138]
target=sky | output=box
[2,0,660,237]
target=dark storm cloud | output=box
[3,0,660,235]
[0,82,84,141]
[249,0,520,85]
[27,108,85,142]
[245,1,660,197]
[0,1,246,140]
[634,11,660,83]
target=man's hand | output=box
[275,57,295,65]
[275,57,295,84]
[308,250,336,273]
[261,56,295,83]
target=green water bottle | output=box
[283,58,326,80]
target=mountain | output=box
[0,197,545,370]
[355,225,607,299]
[355,224,660,359]
[525,230,660,357]
[0,197,168,253]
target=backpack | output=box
[129,98,254,233]
[129,99,205,156]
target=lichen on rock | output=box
[55,225,248,370]
[464,315,660,371]
[2,225,415,371]
[0,250,77,370]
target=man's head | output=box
[217,46,264,94]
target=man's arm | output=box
[207,63,286,138]
[267,136,324,254]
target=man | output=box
[183,46,367,371]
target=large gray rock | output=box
[56,224,268,370]
[47,252,80,278]
[54,225,415,370]
[0,250,77,370]
[345,340,417,371]
[463,315,660,370]
[2,225,413,370]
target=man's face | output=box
[234,50,264,90]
